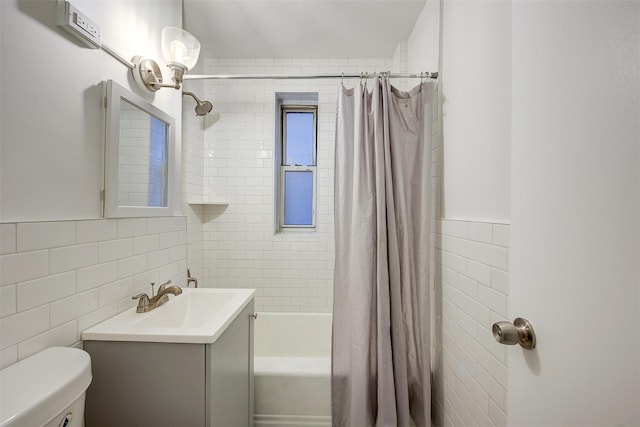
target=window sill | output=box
[274,228,319,237]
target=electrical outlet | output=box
[57,0,101,48]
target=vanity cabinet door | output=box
[206,301,255,427]
[85,341,206,427]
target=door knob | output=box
[492,318,536,350]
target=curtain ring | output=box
[341,72,344,87]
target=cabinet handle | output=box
[250,313,258,319]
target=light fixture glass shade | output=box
[161,27,201,71]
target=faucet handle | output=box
[132,293,149,302]
[131,293,150,309]
[157,280,172,294]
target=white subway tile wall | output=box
[431,219,510,427]
[0,217,187,369]
[199,57,400,312]
[181,78,206,283]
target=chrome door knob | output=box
[492,317,536,350]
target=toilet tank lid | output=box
[0,347,92,427]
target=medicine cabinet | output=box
[104,80,179,217]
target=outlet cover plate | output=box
[57,0,101,49]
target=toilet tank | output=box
[0,347,92,427]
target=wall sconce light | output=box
[132,27,201,92]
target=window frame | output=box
[278,104,318,231]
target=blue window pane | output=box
[148,117,168,207]
[284,171,313,225]
[285,112,314,165]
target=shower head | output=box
[195,100,213,116]
[182,91,213,117]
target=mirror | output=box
[104,80,178,217]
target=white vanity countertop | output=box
[82,288,255,344]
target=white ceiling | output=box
[183,0,427,59]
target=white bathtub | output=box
[253,312,332,427]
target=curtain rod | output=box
[183,71,438,81]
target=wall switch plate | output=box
[57,0,101,49]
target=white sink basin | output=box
[82,288,255,344]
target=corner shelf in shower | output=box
[187,199,229,206]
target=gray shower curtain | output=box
[332,76,434,427]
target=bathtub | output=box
[253,312,332,427]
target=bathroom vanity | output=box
[82,288,255,427]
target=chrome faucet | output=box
[132,280,182,313]
[187,269,198,288]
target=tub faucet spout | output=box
[187,269,198,288]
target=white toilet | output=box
[0,347,92,427]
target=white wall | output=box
[408,0,440,74]
[0,0,182,222]
[406,1,515,425]
[440,0,511,223]
[0,0,188,369]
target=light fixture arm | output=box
[151,81,182,90]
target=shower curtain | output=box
[332,76,434,427]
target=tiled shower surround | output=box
[198,56,399,312]
[0,217,187,369]
[432,219,510,427]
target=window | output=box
[277,103,318,230]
